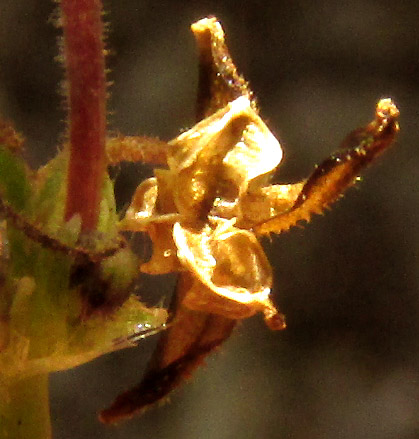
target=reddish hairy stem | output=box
[61,0,107,231]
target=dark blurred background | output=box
[1,1,418,438]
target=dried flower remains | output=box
[99,17,399,423]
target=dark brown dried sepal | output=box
[99,273,236,423]
[192,17,255,120]
[255,99,399,235]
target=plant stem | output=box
[61,0,107,231]
[0,375,51,439]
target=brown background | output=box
[1,1,418,438]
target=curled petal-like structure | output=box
[173,220,284,329]
[168,95,282,220]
